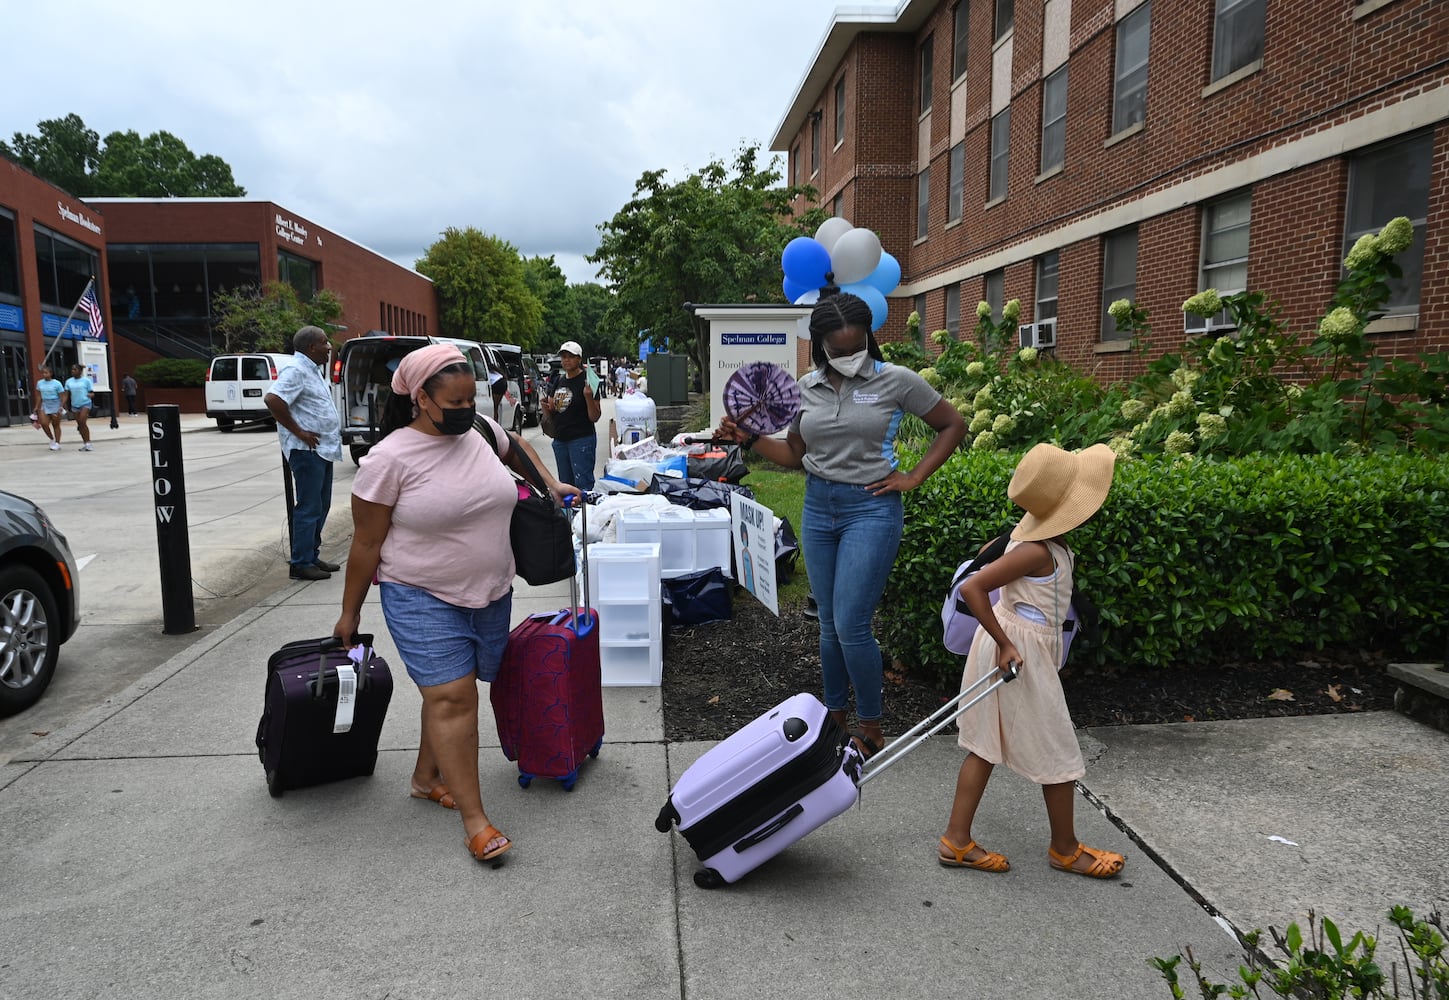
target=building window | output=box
[985,269,1005,322]
[792,145,800,186]
[920,35,934,114]
[1040,67,1068,174]
[995,0,1014,42]
[0,209,20,305]
[1196,192,1251,329]
[917,170,931,239]
[811,117,820,174]
[953,2,970,79]
[1211,0,1265,82]
[835,76,846,144]
[1101,228,1138,340]
[945,283,961,338]
[948,142,965,223]
[32,226,98,313]
[832,192,844,217]
[989,108,1011,203]
[913,293,927,343]
[1345,130,1433,315]
[278,250,318,302]
[1112,2,1152,135]
[1036,251,1059,321]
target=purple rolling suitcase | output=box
[656,667,1018,887]
[255,634,393,797]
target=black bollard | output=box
[148,405,196,634]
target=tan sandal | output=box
[466,825,512,862]
[1048,842,1125,878]
[938,836,1010,872]
[409,783,457,810]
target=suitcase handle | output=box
[732,803,804,852]
[310,634,378,698]
[857,663,1018,786]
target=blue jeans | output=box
[801,474,904,722]
[288,449,333,568]
[552,434,597,492]
[379,582,512,687]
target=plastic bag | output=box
[649,475,756,511]
[662,568,732,627]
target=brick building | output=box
[773,0,1447,379]
[84,198,437,382]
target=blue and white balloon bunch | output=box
[780,218,900,331]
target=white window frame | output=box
[1036,251,1059,322]
[1193,192,1251,332]
[1112,2,1152,136]
[1040,67,1068,175]
[1101,228,1138,340]
[1344,131,1433,316]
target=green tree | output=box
[588,143,827,381]
[1,114,244,197]
[415,227,543,347]
[212,281,342,353]
[570,281,621,356]
[521,255,580,349]
[1,114,100,193]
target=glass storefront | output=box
[278,250,318,301]
[33,226,98,311]
[105,243,261,354]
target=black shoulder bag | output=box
[474,416,577,586]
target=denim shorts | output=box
[378,582,512,688]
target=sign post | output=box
[148,405,196,634]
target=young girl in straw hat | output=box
[938,442,1126,878]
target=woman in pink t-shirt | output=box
[333,344,578,864]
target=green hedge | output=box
[134,358,208,388]
[883,450,1449,686]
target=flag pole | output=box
[39,276,95,374]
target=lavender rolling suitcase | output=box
[255,635,393,797]
[656,667,1018,888]
[490,499,605,790]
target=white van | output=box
[331,335,518,463]
[205,353,296,432]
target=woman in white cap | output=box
[937,442,1125,879]
[332,343,578,864]
[541,340,601,492]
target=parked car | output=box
[205,353,296,432]
[331,335,518,464]
[479,343,525,432]
[0,490,80,716]
[486,343,539,427]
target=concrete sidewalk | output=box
[2,408,1446,997]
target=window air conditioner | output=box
[1184,312,1238,335]
[1018,318,1057,349]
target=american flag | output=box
[78,285,107,341]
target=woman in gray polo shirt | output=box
[719,293,966,756]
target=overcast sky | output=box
[7,0,860,284]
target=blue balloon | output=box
[842,282,889,331]
[782,276,811,303]
[864,251,901,295]
[781,237,831,288]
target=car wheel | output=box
[350,443,370,465]
[0,564,60,716]
[512,408,524,435]
[216,417,235,433]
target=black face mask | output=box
[431,403,476,436]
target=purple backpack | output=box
[940,534,1082,669]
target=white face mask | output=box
[827,350,869,378]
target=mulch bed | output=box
[661,593,1401,742]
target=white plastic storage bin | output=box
[600,639,663,686]
[617,508,662,548]
[656,506,696,578]
[597,600,658,643]
[581,543,661,604]
[693,508,733,577]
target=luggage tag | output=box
[332,646,366,734]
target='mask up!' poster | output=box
[729,493,778,616]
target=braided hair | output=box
[808,292,884,369]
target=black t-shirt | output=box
[548,371,594,441]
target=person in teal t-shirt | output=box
[33,365,65,451]
[63,364,95,452]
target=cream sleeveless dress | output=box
[955,539,1084,785]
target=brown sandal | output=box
[938,836,1010,872]
[1048,842,1125,878]
[466,825,512,862]
[409,783,457,810]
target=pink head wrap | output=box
[391,344,469,400]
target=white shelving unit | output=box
[583,542,664,686]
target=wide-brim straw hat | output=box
[1008,443,1116,541]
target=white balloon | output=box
[793,289,821,306]
[830,227,883,285]
[814,217,854,255]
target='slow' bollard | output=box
[149,404,196,634]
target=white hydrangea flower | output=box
[992,414,1016,435]
[932,329,953,346]
[1002,299,1021,323]
[1108,299,1133,323]
[976,301,992,320]
[1120,398,1149,422]
[969,410,994,434]
[919,366,941,387]
[1317,307,1358,344]
[1376,217,1414,256]
[971,430,998,451]
[1164,430,1195,454]
[1196,412,1228,438]
[1169,390,1195,416]
[1285,383,1304,400]
[1017,347,1038,364]
[1344,233,1378,271]
[966,360,987,377]
[1107,435,1137,458]
[1182,289,1222,318]
[1170,367,1201,391]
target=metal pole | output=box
[148,404,196,634]
[40,277,93,374]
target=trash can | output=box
[646,353,688,406]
